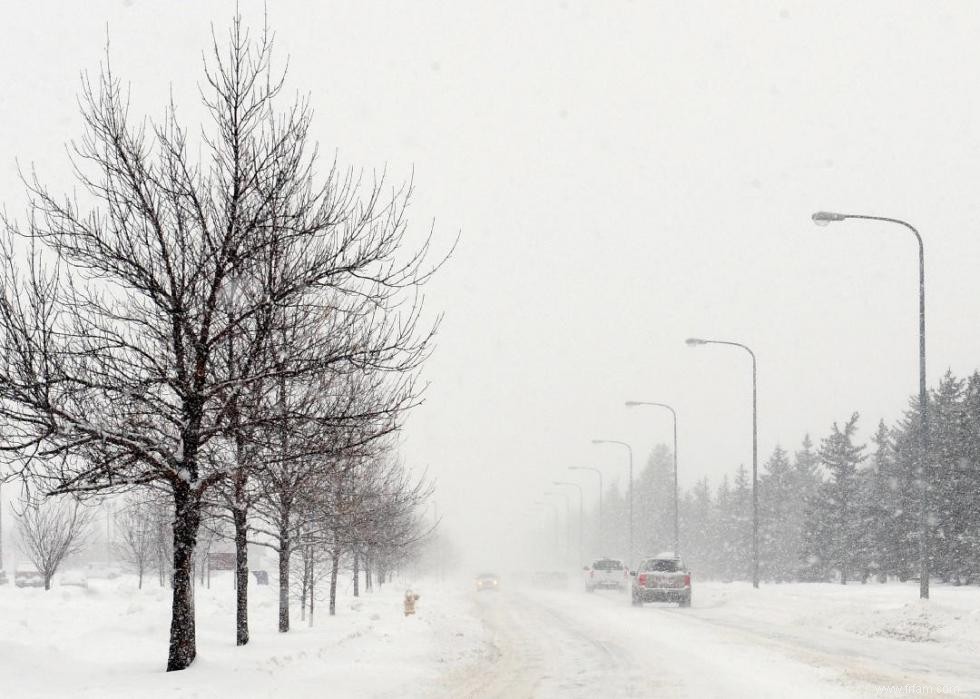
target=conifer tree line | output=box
[0,16,445,671]
[584,371,980,585]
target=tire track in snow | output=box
[436,588,664,697]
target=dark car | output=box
[631,554,691,607]
[475,572,500,591]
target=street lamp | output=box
[591,439,634,567]
[568,466,603,554]
[686,336,759,589]
[625,400,679,555]
[553,481,584,566]
[810,210,929,599]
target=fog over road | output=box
[435,584,973,699]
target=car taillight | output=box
[683,574,691,587]
[638,574,647,586]
[589,570,594,577]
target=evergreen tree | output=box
[685,477,717,577]
[817,413,866,583]
[929,371,970,583]
[794,433,828,580]
[634,445,674,557]
[727,465,752,580]
[892,396,928,580]
[958,373,980,582]
[865,420,898,581]
[759,445,798,581]
[794,434,821,486]
[800,480,834,581]
[715,475,737,580]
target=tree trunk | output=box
[299,548,309,623]
[233,505,249,646]
[365,558,373,592]
[44,574,51,591]
[167,483,202,672]
[278,518,290,633]
[329,546,341,616]
[138,567,144,590]
[353,549,360,598]
[308,555,315,628]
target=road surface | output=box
[435,583,973,698]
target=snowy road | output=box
[436,583,974,698]
[4,576,978,697]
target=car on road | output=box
[475,572,500,591]
[630,553,691,607]
[584,557,629,592]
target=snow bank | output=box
[695,580,980,650]
[0,573,486,698]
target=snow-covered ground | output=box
[0,572,486,698]
[1,574,978,697]
[433,579,979,698]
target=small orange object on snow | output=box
[403,589,420,616]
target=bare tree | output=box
[114,493,156,589]
[15,495,93,589]
[292,450,433,616]
[250,362,411,632]
[148,492,174,588]
[0,15,442,671]
[194,508,226,587]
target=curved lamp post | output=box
[686,336,759,589]
[811,210,929,600]
[625,400,679,555]
[591,439,634,567]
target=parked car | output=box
[630,553,691,607]
[475,572,500,591]
[14,566,45,588]
[584,557,629,592]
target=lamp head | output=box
[625,401,640,407]
[591,439,604,444]
[811,211,846,227]
[685,337,707,346]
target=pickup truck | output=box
[630,554,691,607]
[584,557,629,592]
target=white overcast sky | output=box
[3,1,980,562]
